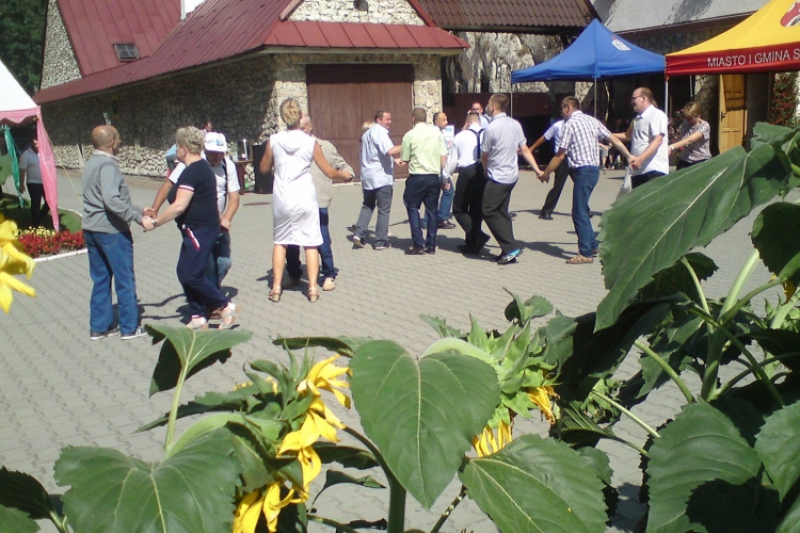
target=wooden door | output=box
[307,64,413,179]
[719,74,746,153]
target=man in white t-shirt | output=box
[146,132,240,288]
[614,87,669,189]
[19,138,50,227]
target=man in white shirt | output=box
[469,101,491,128]
[352,110,401,250]
[446,112,489,254]
[19,138,50,227]
[614,87,669,188]
[529,119,567,220]
[146,132,240,288]
[481,94,543,265]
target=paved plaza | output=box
[0,166,782,533]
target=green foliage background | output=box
[0,0,49,94]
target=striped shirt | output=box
[557,111,611,169]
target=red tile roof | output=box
[56,0,181,76]
[35,0,467,104]
[416,0,596,31]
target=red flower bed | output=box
[17,229,85,258]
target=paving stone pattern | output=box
[0,167,786,533]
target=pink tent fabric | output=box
[1,62,60,230]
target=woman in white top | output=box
[669,101,712,170]
[259,98,351,303]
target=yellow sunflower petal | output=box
[240,491,265,533]
[528,386,557,425]
[0,272,36,299]
[308,409,340,443]
[0,283,12,313]
[233,490,263,533]
[263,483,290,533]
[0,219,18,244]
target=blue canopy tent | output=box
[511,19,665,116]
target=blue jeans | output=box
[403,174,439,248]
[204,230,232,289]
[287,208,337,280]
[571,166,599,257]
[437,178,454,221]
[85,230,139,335]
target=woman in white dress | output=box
[259,98,352,303]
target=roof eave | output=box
[36,45,466,105]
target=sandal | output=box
[566,255,594,265]
[218,302,240,330]
[269,287,282,303]
[186,317,209,330]
[307,286,319,303]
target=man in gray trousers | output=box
[82,125,149,340]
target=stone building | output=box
[35,0,467,178]
[590,0,770,152]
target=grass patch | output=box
[0,193,82,232]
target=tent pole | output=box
[594,79,597,117]
[665,78,669,117]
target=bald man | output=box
[82,125,148,340]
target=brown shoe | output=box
[566,255,594,265]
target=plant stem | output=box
[770,288,800,330]
[164,365,189,452]
[590,391,660,439]
[343,427,406,533]
[307,514,360,533]
[720,278,783,325]
[702,249,761,400]
[689,309,784,406]
[634,340,694,403]
[387,474,407,533]
[621,439,649,458]
[718,351,800,395]
[430,485,468,533]
[682,257,710,316]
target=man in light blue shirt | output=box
[352,110,401,250]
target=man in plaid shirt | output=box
[540,97,632,264]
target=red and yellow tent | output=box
[666,0,800,76]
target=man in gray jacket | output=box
[82,125,148,340]
[285,115,354,291]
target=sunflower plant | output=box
[0,214,36,313]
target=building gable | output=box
[286,0,425,26]
[41,0,81,89]
[53,0,180,78]
[592,0,769,33]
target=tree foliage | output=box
[0,0,49,94]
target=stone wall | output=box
[289,0,424,25]
[41,0,82,89]
[43,52,442,178]
[444,31,563,95]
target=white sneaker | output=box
[322,278,336,291]
[121,327,147,340]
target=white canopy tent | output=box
[0,59,59,229]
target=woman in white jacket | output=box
[259,98,351,303]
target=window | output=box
[113,43,140,61]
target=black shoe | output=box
[539,213,553,220]
[476,233,491,249]
[438,221,456,229]
[90,326,120,340]
[497,249,523,265]
[425,246,436,255]
[510,212,518,219]
[405,246,427,255]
